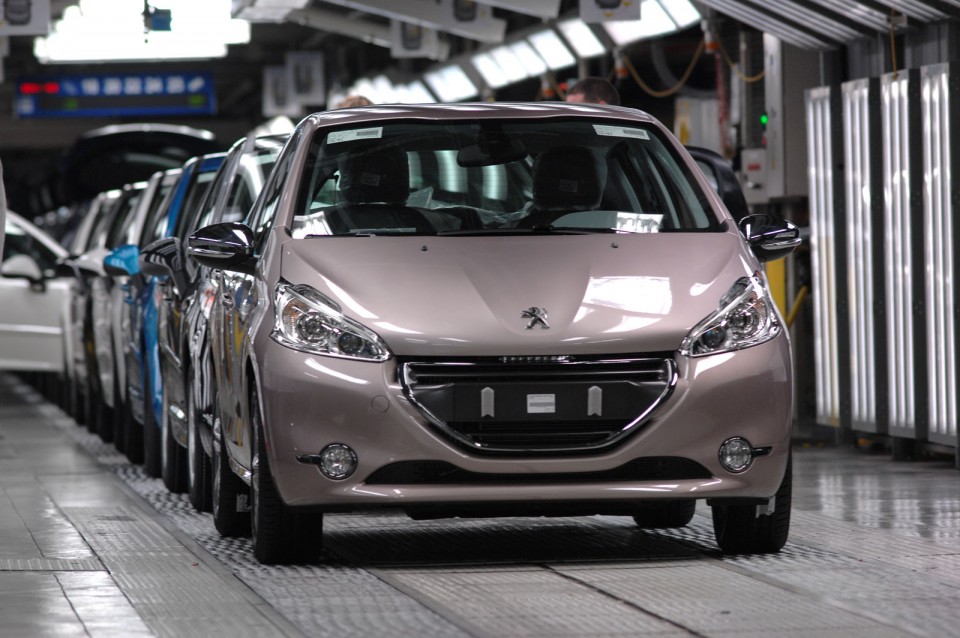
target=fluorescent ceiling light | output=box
[661,0,700,26]
[35,0,249,63]
[424,64,478,102]
[490,46,528,84]
[395,81,436,104]
[472,52,510,89]
[527,29,576,71]
[371,75,397,103]
[603,0,700,46]
[558,18,606,58]
[509,41,547,76]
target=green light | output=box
[760,113,769,126]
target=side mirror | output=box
[104,244,140,277]
[1,254,45,292]
[738,214,802,262]
[187,222,256,274]
[140,237,187,297]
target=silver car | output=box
[188,103,800,564]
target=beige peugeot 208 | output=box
[186,102,800,564]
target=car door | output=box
[0,212,72,372]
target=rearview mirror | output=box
[738,214,801,262]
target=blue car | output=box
[106,152,225,476]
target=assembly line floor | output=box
[2,372,960,638]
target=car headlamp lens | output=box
[273,283,391,361]
[680,274,780,357]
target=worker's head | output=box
[566,77,621,106]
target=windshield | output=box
[292,119,718,237]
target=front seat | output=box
[326,147,433,234]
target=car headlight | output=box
[272,282,391,361]
[680,274,781,357]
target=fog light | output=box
[719,437,754,473]
[318,443,357,480]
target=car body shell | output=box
[132,153,225,436]
[0,211,73,373]
[198,102,795,516]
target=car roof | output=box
[304,101,661,127]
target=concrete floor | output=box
[2,372,960,637]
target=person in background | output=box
[0,157,6,257]
[565,77,621,106]
[335,95,373,109]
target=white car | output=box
[0,211,74,379]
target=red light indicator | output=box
[43,82,60,94]
[19,82,41,95]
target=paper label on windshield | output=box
[616,213,663,233]
[593,124,650,140]
[327,127,383,144]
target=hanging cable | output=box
[620,38,706,99]
[717,37,764,83]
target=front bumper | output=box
[257,335,793,512]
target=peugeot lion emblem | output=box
[522,307,550,330]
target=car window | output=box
[246,132,299,252]
[104,188,143,249]
[290,119,717,238]
[3,221,60,272]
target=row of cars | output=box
[3,102,800,564]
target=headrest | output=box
[532,146,604,212]
[338,147,409,205]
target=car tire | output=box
[112,369,126,455]
[632,500,696,529]
[161,382,188,493]
[83,372,100,434]
[250,385,322,565]
[142,356,162,478]
[97,390,114,444]
[187,366,212,512]
[712,453,792,554]
[211,383,250,537]
[123,381,145,464]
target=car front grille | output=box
[399,354,677,455]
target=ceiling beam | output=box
[316,0,507,42]
[287,7,393,47]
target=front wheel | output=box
[211,380,250,537]
[712,454,792,554]
[142,354,161,478]
[187,366,212,512]
[161,381,188,493]
[250,385,322,564]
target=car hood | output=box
[279,232,758,356]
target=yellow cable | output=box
[621,38,706,99]
[717,37,765,83]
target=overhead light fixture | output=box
[490,46,529,84]
[603,0,700,46]
[509,40,548,76]
[424,64,478,102]
[34,0,250,63]
[472,51,510,89]
[236,0,311,22]
[557,18,606,58]
[527,29,576,71]
[394,80,436,104]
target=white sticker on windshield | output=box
[616,213,663,233]
[593,124,650,140]
[327,127,383,144]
